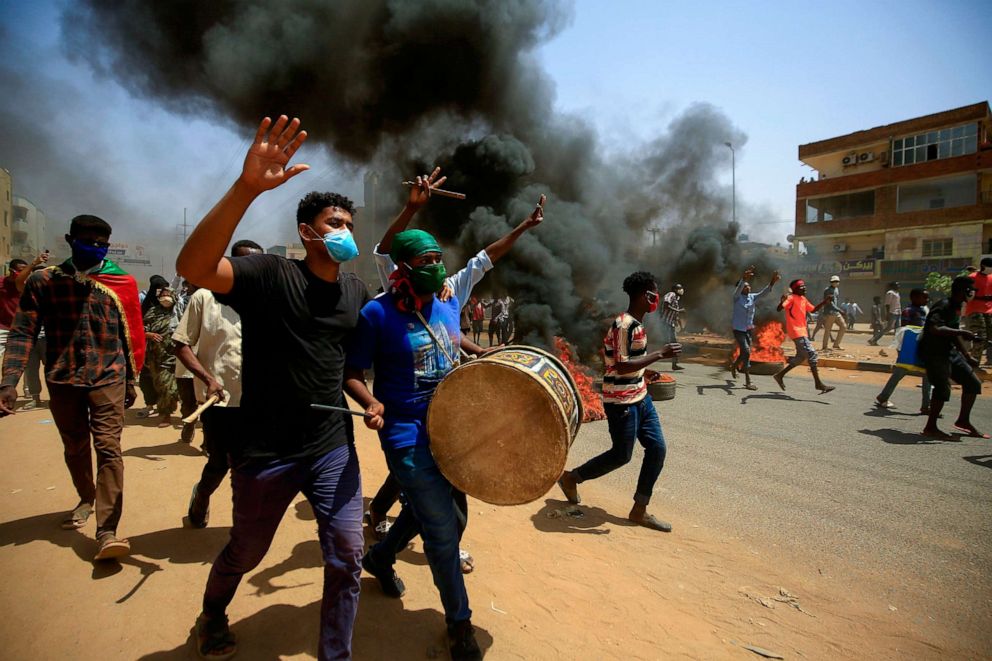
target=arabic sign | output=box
[880,257,971,279]
[107,242,152,266]
[795,258,877,279]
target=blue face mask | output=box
[322,228,359,263]
[71,240,109,269]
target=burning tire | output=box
[748,361,784,376]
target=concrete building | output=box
[348,171,386,291]
[266,243,306,260]
[0,169,12,271]
[794,101,992,304]
[11,194,49,262]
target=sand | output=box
[0,391,970,660]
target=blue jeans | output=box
[733,329,752,370]
[202,444,363,660]
[878,367,931,410]
[370,444,470,624]
[573,396,667,505]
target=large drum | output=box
[427,345,584,505]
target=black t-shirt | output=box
[216,255,370,463]
[918,297,962,362]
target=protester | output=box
[845,300,863,330]
[174,280,200,442]
[14,254,52,409]
[558,271,682,532]
[176,116,368,660]
[661,283,685,370]
[918,277,986,439]
[143,286,180,428]
[819,275,847,351]
[174,240,261,528]
[868,296,886,345]
[874,289,932,413]
[772,279,836,394]
[0,215,143,561]
[0,259,29,365]
[730,266,780,390]
[965,257,992,366]
[365,176,546,558]
[138,274,169,416]
[345,227,489,661]
[884,282,901,335]
[470,296,484,345]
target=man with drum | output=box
[558,271,681,533]
[345,227,490,661]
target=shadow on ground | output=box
[137,579,494,660]
[858,428,963,445]
[530,498,635,536]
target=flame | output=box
[554,337,606,422]
[732,321,786,363]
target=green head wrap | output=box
[390,229,442,264]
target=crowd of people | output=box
[0,114,986,660]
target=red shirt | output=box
[471,302,485,321]
[965,271,992,315]
[782,294,815,339]
[0,275,20,329]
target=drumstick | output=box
[310,403,372,418]
[182,395,219,424]
[401,181,467,200]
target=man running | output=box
[772,279,836,394]
[558,271,681,532]
[918,276,986,439]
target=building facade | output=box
[11,194,49,263]
[0,169,12,271]
[794,102,992,304]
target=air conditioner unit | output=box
[841,154,856,166]
[833,243,848,252]
[859,151,875,162]
[879,150,890,166]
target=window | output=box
[897,174,977,213]
[891,123,978,166]
[922,238,953,257]
[805,190,875,223]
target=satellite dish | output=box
[786,234,796,243]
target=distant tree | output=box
[925,272,952,297]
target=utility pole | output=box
[724,142,736,226]
[181,207,189,242]
[647,227,661,247]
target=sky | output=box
[0,0,989,278]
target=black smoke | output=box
[61,0,777,357]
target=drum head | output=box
[428,360,569,505]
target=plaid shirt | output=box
[1,267,133,388]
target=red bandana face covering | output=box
[388,267,422,313]
[646,291,660,313]
[791,279,805,295]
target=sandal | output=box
[459,549,475,574]
[631,513,672,533]
[953,424,991,439]
[194,613,237,660]
[60,502,93,530]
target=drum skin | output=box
[427,345,584,505]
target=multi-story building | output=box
[794,101,992,304]
[11,194,49,262]
[266,243,307,260]
[0,169,12,271]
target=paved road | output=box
[565,364,992,644]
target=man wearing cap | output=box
[820,275,846,351]
[345,227,489,661]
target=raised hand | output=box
[742,265,756,281]
[239,116,309,194]
[406,167,447,210]
[770,270,781,285]
[522,194,546,230]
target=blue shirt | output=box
[732,280,771,331]
[346,292,461,450]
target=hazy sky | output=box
[1,0,989,274]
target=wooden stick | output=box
[182,395,219,424]
[310,403,371,418]
[401,181,467,200]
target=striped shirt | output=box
[662,291,681,327]
[602,312,648,404]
